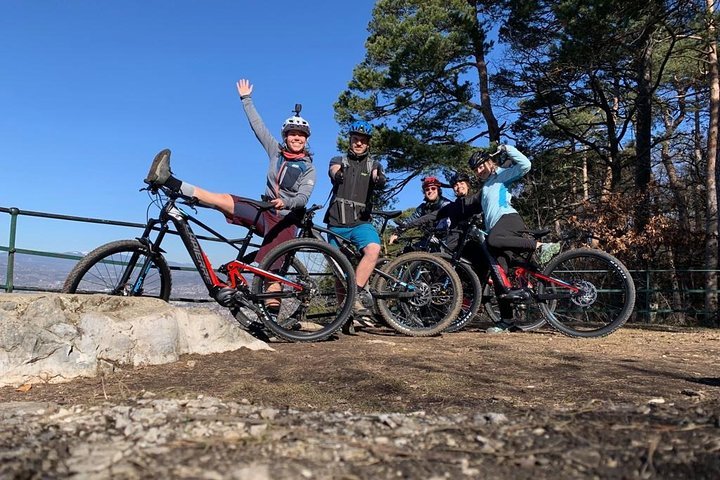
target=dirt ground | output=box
[2,322,720,478]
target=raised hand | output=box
[236,79,253,97]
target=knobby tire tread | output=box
[375,252,463,337]
[62,239,172,301]
[252,238,356,342]
[540,248,635,338]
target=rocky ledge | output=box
[0,293,269,387]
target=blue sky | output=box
[0,0,404,262]
[1,0,437,263]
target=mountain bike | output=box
[62,184,356,343]
[459,217,636,338]
[391,229,483,333]
[293,205,464,337]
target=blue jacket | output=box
[480,145,531,230]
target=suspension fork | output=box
[113,218,169,295]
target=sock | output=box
[179,182,196,197]
[165,175,182,192]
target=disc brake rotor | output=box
[408,282,431,307]
[571,280,598,307]
[430,282,453,305]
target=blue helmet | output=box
[349,120,373,137]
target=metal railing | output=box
[0,206,258,301]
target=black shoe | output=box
[144,149,172,185]
[341,318,356,335]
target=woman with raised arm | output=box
[144,79,316,308]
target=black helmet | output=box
[450,172,470,186]
[468,149,491,169]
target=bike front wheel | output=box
[373,252,463,337]
[251,238,356,342]
[538,248,635,338]
[440,256,482,333]
[62,239,172,300]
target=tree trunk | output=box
[467,0,500,143]
[704,0,719,325]
[634,30,654,233]
[659,95,690,232]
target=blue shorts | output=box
[327,223,381,251]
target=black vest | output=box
[325,154,375,227]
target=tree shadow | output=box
[687,377,720,387]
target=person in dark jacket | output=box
[324,120,386,323]
[388,176,451,247]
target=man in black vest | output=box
[324,120,386,327]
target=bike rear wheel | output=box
[62,239,172,300]
[251,238,356,342]
[538,248,635,338]
[374,252,463,337]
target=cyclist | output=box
[324,120,386,330]
[450,172,471,199]
[144,78,316,309]
[389,176,451,248]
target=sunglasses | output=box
[424,186,438,192]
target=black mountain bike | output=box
[404,214,635,337]
[294,205,464,337]
[63,185,356,343]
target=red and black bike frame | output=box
[136,198,304,301]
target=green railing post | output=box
[6,207,19,293]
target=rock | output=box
[0,293,271,387]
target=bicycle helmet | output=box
[282,115,311,137]
[348,120,373,138]
[421,176,443,190]
[450,172,470,186]
[468,149,492,169]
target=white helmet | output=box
[281,116,311,137]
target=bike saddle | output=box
[374,210,403,219]
[241,196,275,211]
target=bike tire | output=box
[440,255,483,333]
[374,252,463,337]
[482,283,547,331]
[539,248,635,338]
[252,238,356,342]
[62,239,172,300]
